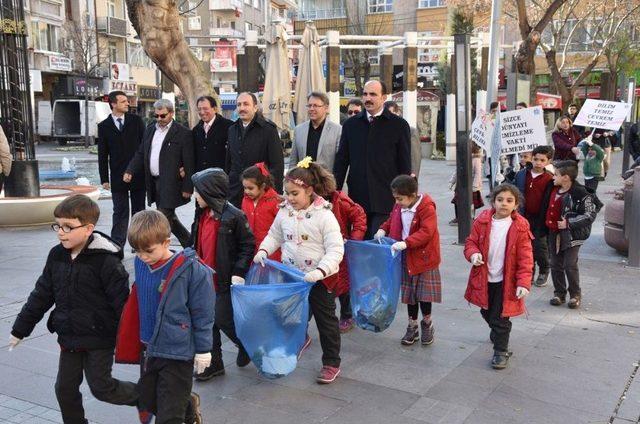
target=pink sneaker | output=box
[339,318,355,333]
[316,365,341,384]
[297,334,311,359]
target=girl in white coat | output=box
[254,157,345,384]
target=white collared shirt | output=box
[366,109,384,122]
[149,121,173,177]
[112,113,124,130]
[401,195,422,240]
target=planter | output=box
[421,142,433,159]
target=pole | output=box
[626,167,640,268]
[403,32,418,128]
[245,30,259,93]
[485,0,502,111]
[379,42,393,96]
[622,78,636,174]
[326,30,340,123]
[454,33,473,244]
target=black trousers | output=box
[309,283,341,367]
[157,207,191,248]
[480,281,511,353]
[532,234,550,274]
[111,189,146,247]
[365,212,390,240]
[138,356,194,424]
[584,177,599,192]
[212,291,245,359]
[55,348,138,424]
[338,292,352,320]
[548,233,581,299]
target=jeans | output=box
[111,189,146,247]
[480,281,511,353]
[55,349,138,424]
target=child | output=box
[375,175,442,346]
[254,157,344,384]
[315,165,367,334]
[464,184,533,369]
[514,145,554,287]
[541,160,600,309]
[9,194,138,423]
[579,138,605,192]
[126,210,214,424]
[241,162,282,262]
[191,168,255,380]
[471,144,485,214]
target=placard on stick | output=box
[470,110,495,157]
[573,99,630,131]
[499,106,547,155]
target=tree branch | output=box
[533,0,569,34]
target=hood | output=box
[192,168,228,215]
[82,231,123,259]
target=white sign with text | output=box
[470,110,495,157]
[499,106,547,155]
[573,99,630,131]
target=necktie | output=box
[116,118,123,131]
[203,122,210,135]
[368,116,374,124]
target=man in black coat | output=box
[333,80,411,238]
[124,99,195,247]
[193,95,233,172]
[226,92,284,207]
[98,90,146,247]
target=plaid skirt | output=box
[401,260,442,304]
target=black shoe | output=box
[568,296,581,309]
[491,351,511,370]
[236,346,251,367]
[549,295,565,306]
[534,272,549,287]
[194,355,225,381]
[184,392,202,424]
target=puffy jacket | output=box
[144,248,216,361]
[552,128,581,161]
[329,191,367,296]
[464,210,533,318]
[190,168,255,293]
[242,187,282,261]
[259,195,344,291]
[380,194,441,275]
[12,232,129,350]
[580,142,605,178]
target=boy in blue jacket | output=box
[127,210,215,424]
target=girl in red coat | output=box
[375,175,441,346]
[241,163,282,261]
[316,171,367,333]
[464,183,533,370]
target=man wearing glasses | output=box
[290,91,341,172]
[125,98,195,247]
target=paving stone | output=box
[616,370,640,422]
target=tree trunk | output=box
[126,0,215,127]
[544,49,573,111]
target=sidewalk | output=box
[0,146,638,424]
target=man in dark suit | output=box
[97,90,146,247]
[124,99,195,247]
[193,95,233,172]
[226,92,284,207]
[333,80,411,238]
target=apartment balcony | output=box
[209,0,242,10]
[294,8,345,20]
[96,16,127,37]
[209,27,243,38]
[271,0,298,8]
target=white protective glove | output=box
[516,287,530,299]
[194,352,212,374]
[303,269,324,283]
[495,173,505,183]
[470,253,484,266]
[8,335,21,351]
[391,241,407,252]
[231,276,245,285]
[373,229,386,242]
[253,250,268,266]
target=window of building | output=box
[128,43,153,68]
[367,0,392,13]
[188,16,201,30]
[417,31,442,62]
[30,21,61,52]
[107,0,116,17]
[230,21,236,29]
[244,22,252,34]
[418,0,444,7]
[253,0,259,8]
[109,41,118,63]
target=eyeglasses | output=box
[347,110,360,115]
[51,223,89,233]
[306,104,325,109]
[154,113,169,119]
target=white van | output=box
[38,100,111,145]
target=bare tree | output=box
[602,23,640,100]
[63,16,106,147]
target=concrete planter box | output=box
[421,142,433,159]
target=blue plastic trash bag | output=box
[345,237,402,332]
[232,261,311,379]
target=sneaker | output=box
[236,346,251,367]
[184,392,202,424]
[568,296,581,309]
[549,296,565,306]
[316,365,341,384]
[137,410,153,424]
[339,317,355,333]
[448,218,458,226]
[401,324,419,345]
[534,272,549,287]
[420,320,434,345]
[194,355,225,381]
[298,334,311,359]
[491,351,511,370]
